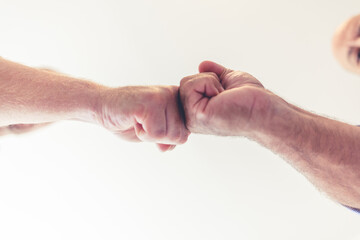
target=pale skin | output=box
[0,58,189,152]
[1,13,360,209]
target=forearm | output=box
[253,95,360,208]
[0,58,105,126]
[179,61,360,207]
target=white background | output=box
[0,0,360,239]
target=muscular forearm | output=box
[254,95,360,208]
[0,58,104,126]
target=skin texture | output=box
[180,61,268,136]
[0,58,189,151]
[99,85,189,151]
[332,14,360,74]
[2,13,360,208]
[0,68,56,136]
[180,61,360,209]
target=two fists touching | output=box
[3,58,359,208]
[99,61,270,151]
[0,60,271,151]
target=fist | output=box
[99,85,190,151]
[179,61,271,137]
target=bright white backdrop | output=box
[0,0,360,239]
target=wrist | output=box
[72,81,109,125]
[249,92,299,142]
[94,86,143,131]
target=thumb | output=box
[198,61,229,77]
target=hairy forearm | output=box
[0,58,105,126]
[179,61,360,208]
[253,95,360,208]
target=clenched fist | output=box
[98,85,190,151]
[179,61,274,137]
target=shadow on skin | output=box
[0,123,52,136]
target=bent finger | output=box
[157,143,176,152]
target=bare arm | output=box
[256,95,360,208]
[180,61,360,209]
[0,58,189,151]
[0,58,102,125]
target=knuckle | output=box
[170,128,189,145]
[180,76,190,86]
[171,131,182,143]
[160,86,176,100]
[151,127,166,139]
[180,131,190,144]
[167,87,178,99]
[239,72,254,79]
[206,72,218,79]
[180,74,199,87]
[152,90,168,106]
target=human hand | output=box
[98,85,190,151]
[179,61,274,137]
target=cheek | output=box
[334,49,356,74]
[353,66,360,74]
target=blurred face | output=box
[332,14,360,74]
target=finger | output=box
[157,143,176,152]
[198,61,230,77]
[114,127,141,142]
[179,74,225,133]
[180,75,222,123]
[164,92,190,145]
[185,75,224,108]
[181,73,224,98]
[197,73,224,97]
[134,108,166,143]
[176,89,191,142]
[180,73,204,87]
